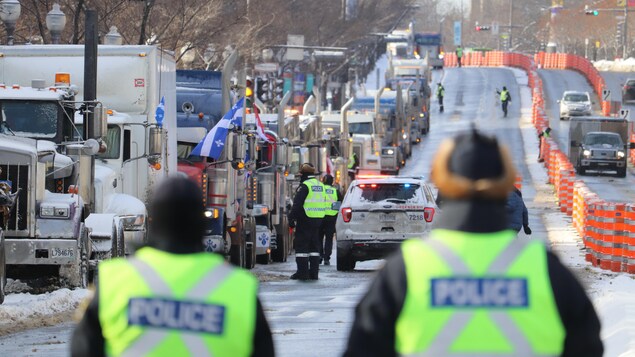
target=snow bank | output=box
[0,288,89,333]
[594,58,635,72]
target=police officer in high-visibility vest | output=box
[455,45,463,67]
[71,177,274,357]
[498,86,512,117]
[344,130,603,357]
[288,163,326,280]
[320,174,342,265]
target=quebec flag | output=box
[192,98,244,159]
[155,96,165,128]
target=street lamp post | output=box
[103,26,122,45]
[46,3,66,44]
[508,0,513,50]
[0,0,20,45]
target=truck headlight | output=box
[40,204,70,219]
[583,149,591,157]
[618,151,626,158]
[386,149,394,155]
[120,214,146,230]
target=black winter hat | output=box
[431,130,516,200]
[322,174,334,186]
[149,177,205,242]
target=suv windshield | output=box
[1,100,59,138]
[584,134,622,147]
[564,93,589,102]
[352,183,422,204]
[349,122,373,135]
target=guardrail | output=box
[444,51,635,273]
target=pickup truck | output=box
[575,131,629,177]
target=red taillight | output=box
[424,207,435,223]
[342,207,352,222]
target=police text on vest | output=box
[128,297,226,334]
[431,278,528,307]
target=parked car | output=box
[575,131,629,177]
[558,91,592,120]
[622,78,635,103]
[335,176,439,271]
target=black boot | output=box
[309,255,320,280]
[291,256,309,280]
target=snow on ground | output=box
[594,58,635,72]
[0,288,89,336]
[515,66,635,356]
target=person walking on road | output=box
[71,177,274,357]
[436,83,445,113]
[455,45,463,67]
[497,86,512,117]
[344,130,603,357]
[288,163,326,280]
[538,126,552,162]
[507,186,531,236]
[320,174,342,265]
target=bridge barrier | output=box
[444,50,635,274]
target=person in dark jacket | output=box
[70,177,274,357]
[288,163,325,280]
[506,186,531,235]
[344,129,602,357]
[319,174,342,265]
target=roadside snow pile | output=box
[594,58,635,72]
[592,274,635,357]
[0,289,89,329]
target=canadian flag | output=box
[326,157,335,175]
[254,106,273,143]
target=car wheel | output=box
[337,246,355,271]
[617,167,627,178]
[576,166,586,175]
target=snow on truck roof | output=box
[0,87,67,100]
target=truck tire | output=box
[244,218,256,269]
[256,253,270,265]
[337,247,355,271]
[272,216,289,262]
[617,167,627,178]
[576,165,586,175]
[0,231,5,305]
[229,243,245,268]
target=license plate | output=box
[598,163,608,166]
[380,213,396,222]
[51,248,74,258]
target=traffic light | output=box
[256,76,270,103]
[245,77,254,113]
[273,78,284,103]
[475,25,491,31]
[585,6,599,16]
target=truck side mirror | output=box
[148,127,164,157]
[93,104,108,140]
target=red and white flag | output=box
[326,157,335,175]
[254,106,273,143]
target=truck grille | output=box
[592,149,616,159]
[0,163,29,232]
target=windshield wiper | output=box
[0,122,15,136]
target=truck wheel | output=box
[272,217,289,262]
[337,247,355,271]
[229,244,245,268]
[617,167,627,178]
[244,221,256,269]
[256,253,270,265]
[0,232,5,304]
[576,165,586,175]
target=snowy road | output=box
[1,66,634,356]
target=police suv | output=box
[335,176,438,271]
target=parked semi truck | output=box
[0,45,175,296]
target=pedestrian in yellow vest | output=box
[344,130,602,357]
[288,163,326,280]
[71,177,274,357]
[320,174,342,265]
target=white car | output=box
[558,91,592,120]
[335,176,439,271]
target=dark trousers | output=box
[295,218,323,279]
[320,215,337,260]
[457,57,462,67]
[438,96,444,112]
[502,100,509,116]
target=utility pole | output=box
[624,6,628,58]
[509,0,513,50]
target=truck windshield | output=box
[584,134,622,147]
[177,142,203,162]
[0,100,58,138]
[564,94,588,102]
[349,122,373,135]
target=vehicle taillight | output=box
[342,207,353,222]
[424,207,435,223]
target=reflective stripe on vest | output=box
[324,185,339,216]
[395,230,565,357]
[303,178,326,218]
[99,248,257,357]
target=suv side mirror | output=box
[629,142,635,149]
